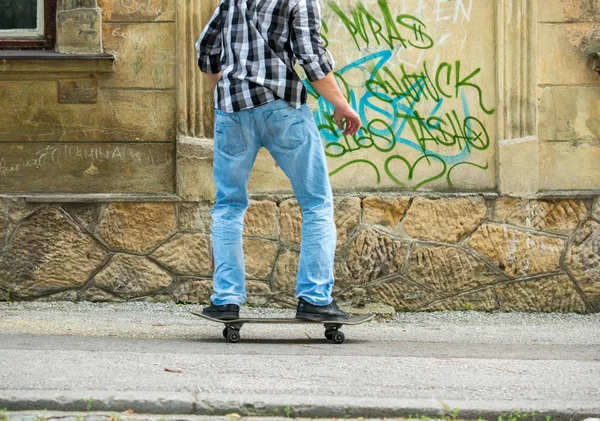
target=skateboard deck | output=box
[190,310,375,344]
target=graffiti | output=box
[434,0,473,23]
[0,145,171,174]
[329,0,434,51]
[367,61,495,115]
[307,1,494,189]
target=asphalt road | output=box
[0,302,599,420]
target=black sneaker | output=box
[295,297,349,321]
[202,303,240,320]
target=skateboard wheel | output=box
[331,331,345,344]
[226,329,240,343]
[222,327,229,339]
[324,329,334,340]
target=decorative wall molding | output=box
[176,0,217,139]
[496,0,537,141]
[496,0,539,195]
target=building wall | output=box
[537,0,600,190]
[0,0,177,194]
[0,0,598,313]
[248,0,498,193]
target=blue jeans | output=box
[211,99,336,307]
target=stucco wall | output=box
[249,0,498,193]
[0,0,177,194]
[537,0,600,190]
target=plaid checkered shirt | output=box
[196,0,334,113]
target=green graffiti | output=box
[327,0,433,51]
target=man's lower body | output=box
[203,99,347,321]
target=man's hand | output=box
[204,72,222,91]
[333,104,361,136]
[310,73,362,136]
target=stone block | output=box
[176,137,215,202]
[593,197,600,221]
[0,83,176,142]
[92,253,172,299]
[538,23,600,85]
[101,23,175,89]
[539,87,600,141]
[248,149,292,192]
[151,233,212,276]
[57,9,103,54]
[35,290,80,302]
[100,90,176,142]
[335,285,369,305]
[341,302,397,318]
[3,199,43,223]
[243,239,278,279]
[493,197,588,235]
[59,79,99,104]
[333,258,353,291]
[347,229,408,284]
[96,202,177,253]
[98,0,175,22]
[0,207,107,298]
[244,201,278,239]
[177,137,216,202]
[82,286,122,302]
[280,199,301,244]
[59,0,98,10]
[334,197,361,250]
[467,224,565,277]
[498,136,539,196]
[565,220,600,310]
[423,288,499,312]
[246,280,272,307]
[61,203,102,232]
[273,249,299,293]
[496,274,587,313]
[407,245,500,296]
[371,278,438,311]
[0,143,175,194]
[179,201,213,233]
[401,197,488,243]
[172,279,212,304]
[362,196,410,228]
[539,141,600,190]
[0,202,8,248]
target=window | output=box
[0,0,56,49]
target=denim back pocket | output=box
[214,113,248,156]
[265,106,309,150]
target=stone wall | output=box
[1,195,598,313]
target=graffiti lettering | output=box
[435,0,473,23]
[307,3,494,189]
[366,61,495,115]
[328,0,433,51]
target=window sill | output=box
[0,51,114,74]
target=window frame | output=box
[0,0,57,50]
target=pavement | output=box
[0,302,599,421]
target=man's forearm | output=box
[203,72,222,90]
[310,72,348,109]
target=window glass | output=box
[0,0,42,37]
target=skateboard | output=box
[190,310,375,344]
